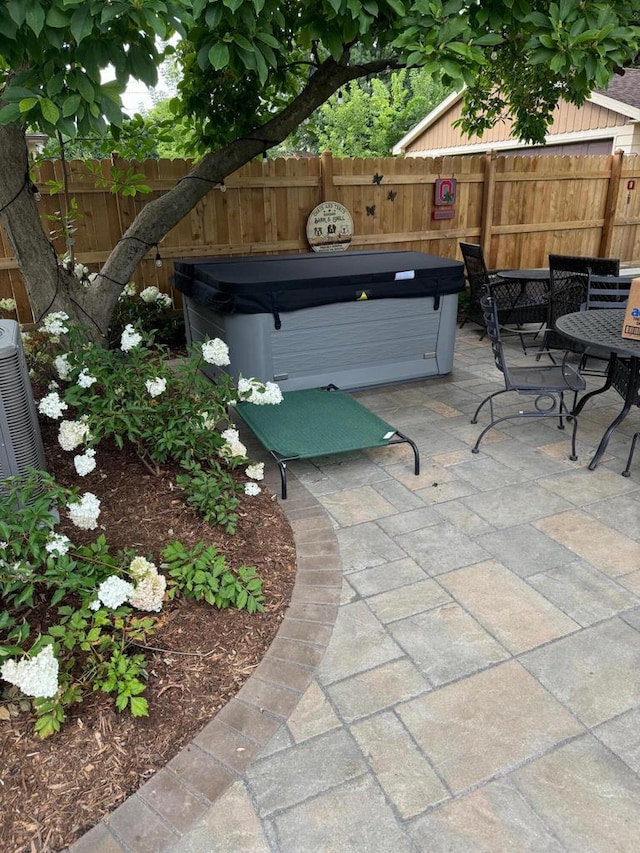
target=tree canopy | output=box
[1,0,639,339]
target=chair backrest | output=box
[479,292,513,389]
[460,242,490,285]
[548,254,620,326]
[585,273,632,310]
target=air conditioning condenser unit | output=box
[0,320,47,490]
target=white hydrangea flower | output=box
[139,286,160,303]
[237,377,283,405]
[220,428,247,459]
[201,338,230,366]
[128,561,167,612]
[120,323,142,352]
[77,368,97,388]
[48,380,59,390]
[244,482,261,496]
[96,575,134,609]
[1,644,59,699]
[54,353,73,380]
[67,492,101,530]
[245,463,264,481]
[118,282,137,300]
[40,311,70,336]
[38,391,68,420]
[58,419,91,451]
[0,297,17,312]
[156,292,172,308]
[74,448,96,477]
[145,376,167,397]
[198,411,217,430]
[45,533,72,557]
[129,556,157,581]
[89,599,101,611]
[74,263,89,280]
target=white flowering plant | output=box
[30,313,281,533]
[0,469,265,738]
[3,309,279,737]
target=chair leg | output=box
[569,414,579,462]
[622,432,640,478]
[471,389,509,425]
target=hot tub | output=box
[173,249,465,391]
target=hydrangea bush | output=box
[107,281,185,351]
[1,309,281,737]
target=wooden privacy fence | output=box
[2,150,640,323]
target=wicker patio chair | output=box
[471,293,585,459]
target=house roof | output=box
[392,69,640,155]
[595,68,640,109]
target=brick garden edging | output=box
[68,460,342,853]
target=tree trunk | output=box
[1,55,398,342]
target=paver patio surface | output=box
[69,322,640,853]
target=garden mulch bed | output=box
[0,418,297,853]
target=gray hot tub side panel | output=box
[183,294,459,391]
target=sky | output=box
[121,82,154,115]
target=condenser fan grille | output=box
[0,320,47,486]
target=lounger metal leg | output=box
[389,431,420,476]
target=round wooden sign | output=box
[306,201,353,252]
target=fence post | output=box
[480,150,497,263]
[320,151,334,202]
[599,148,624,258]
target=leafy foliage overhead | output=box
[1,1,639,149]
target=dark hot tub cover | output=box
[172,250,465,317]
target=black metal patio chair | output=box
[459,242,548,350]
[471,293,585,459]
[585,272,632,310]
[537,254,620,364]
[458,242,505,332]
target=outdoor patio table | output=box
[491,268,550,338]
[555,309,640,469]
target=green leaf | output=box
[205,5,223,28]
[71,5,94,45]
[18,97,39,113]
[40,99,60,124]
[34,713,60,739]
[74,74,95,103]
[232,33,255,52]
[208,43,230,70]
[46,73,66,97]
[62,94,82,117]
[130,696,148,717]
[101,96,124,127]
[255,31,280,49]
[45,5,69,27]
[6,0,26,27]
[25,2,46,37]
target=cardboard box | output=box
[622,277,640,340]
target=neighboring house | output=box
[392,69,640,157]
